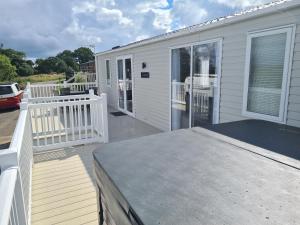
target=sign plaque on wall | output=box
[141,72,150,78]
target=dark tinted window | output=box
[0,86,13,95]
[15,84,20,91]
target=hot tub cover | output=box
[93,127,300,225]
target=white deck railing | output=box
[76,72,96,83]
[65,72,96,84]
[82,72,96,83]
[27,91,108,152]
[27,82,97,98]
[0,88,108,224]
[0,103,33,225]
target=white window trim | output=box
[115,55,135,117]
[105,59,111,87]
[242,25,295,124]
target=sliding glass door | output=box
[117,56,133,115]
[171,40,221,130]
[171,47,191,130]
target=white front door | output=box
[117,56,134,116]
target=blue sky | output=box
[0,0,272,59]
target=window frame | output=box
[105,59,111,87]
[242,25,295,123]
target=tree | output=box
[35,57,57,74]
[26,60,34,66]
[55,59,68,73]
[18,62,35,76]
[0,48,34,76]
[56,50,79,71]
[35,56,70,74]
[0,54,17,81]
[73,47,94,64]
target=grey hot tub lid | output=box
[93,127,300,225]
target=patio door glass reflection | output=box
[192,42,219,126]
[171,40,221,130]
[117,59,124,110]
[117,56,133,114]
[125,58,133,113]
[171,47,191,130]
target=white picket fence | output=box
[28,82,97,98]
[0,103,33,225]
[0,87,108,225]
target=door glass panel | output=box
[125,58,133,113]
[171,47,191,130]
[247,33,286,117]
[117,59,124,109]
[192,42,219,126]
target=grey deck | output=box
[203,119,300,160]
[94,127,300,225]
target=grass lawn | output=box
[1,73,65,89]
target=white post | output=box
[101,93,109,143]
[23,93,29,100]
[27,88,31,98]
[95,55,99,89]
[26,82,30,91]
[89,89,95,97]
[63,81,67,88]
[20,101,28,110]
[25,82,32,98]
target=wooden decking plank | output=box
[32,197,97,222]
[33,182,94,201]
[32,165,94,180]
[32,168,93,185]
[54,212,98,225]
[31,145,99,224]
[32,192,96,214]
[31,204,97,225]
[32,176,94,195]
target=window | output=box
[0,86,13,95]
[105,59,111,86]
[243,26,294,123]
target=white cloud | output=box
[73,1,97,13]
[152,9,172,31]
[64,20,102,45]
[0,0,273,58]
[172,0,208,27]
[135,35,150,41]
[136,0,169,12]
[211,0,270,8]
[97,8,133,26]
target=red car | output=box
[0,83,23,110]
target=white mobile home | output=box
[95,0,300,131]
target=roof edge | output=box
[95,0,300,56]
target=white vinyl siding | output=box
[97,6,300,130]
[242,26,294,123]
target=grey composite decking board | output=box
[202,119,300,161]
[93,128,300,225]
